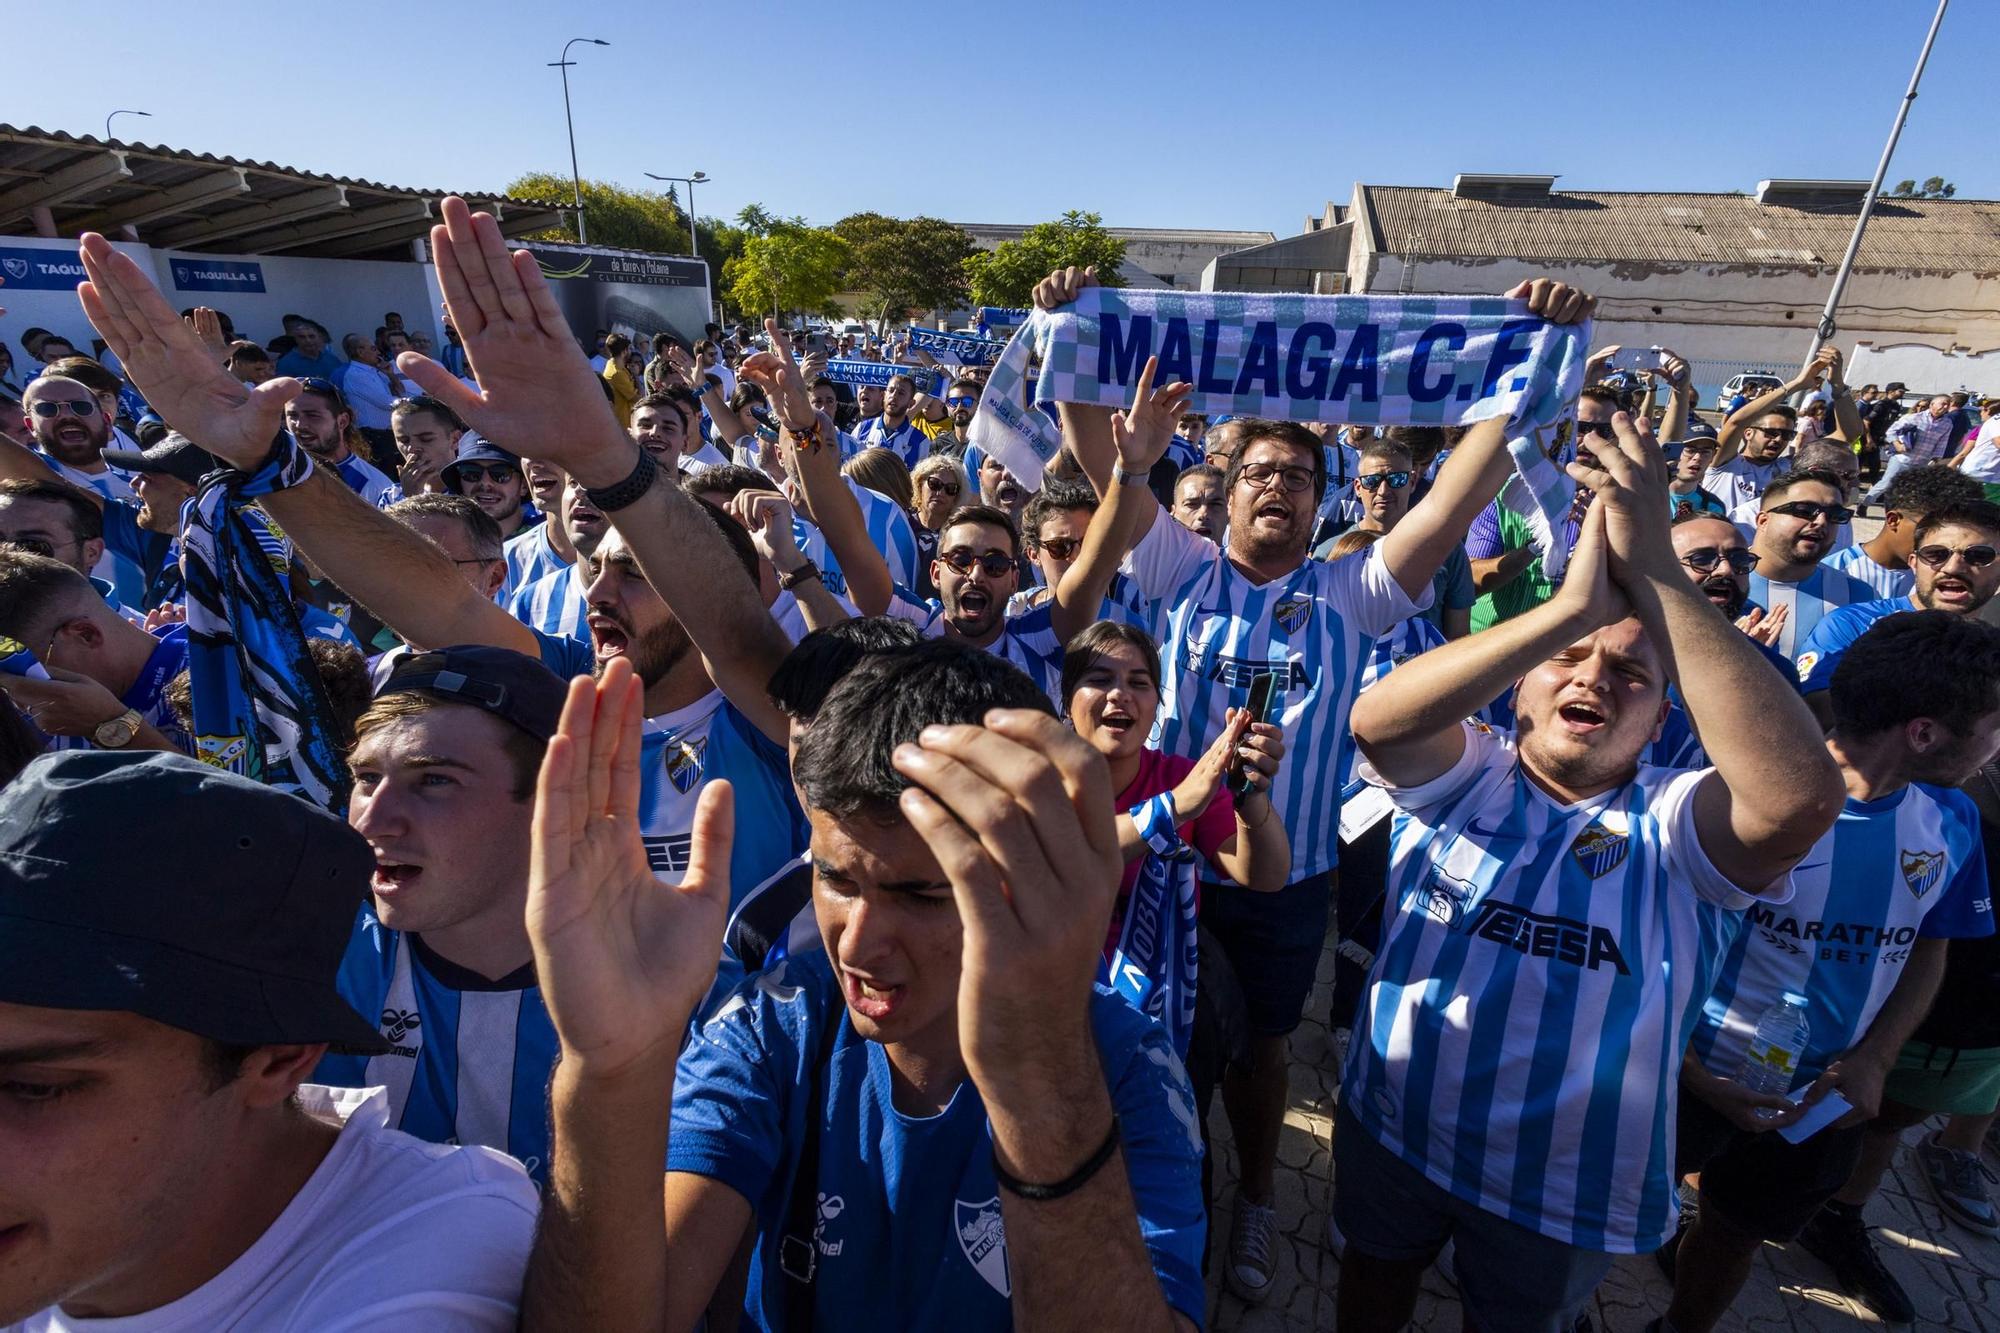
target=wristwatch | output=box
[777,560,823,592]
[92,708,143,749]
[1113,463,1151,488]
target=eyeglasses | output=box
[1575,419,1617,440]
[1914,543,1999,570]
[452,463,520,484]
[1766,500,1852,526]
[29,398,98,419]
[922,478,962,496]
[937,549,1016,579]
[1038,537,1081,560]
[1237,462,1316,493]
[1678,547,1760,575]
[946,395,978,409]
[1354,471,1412,492]
[1748,426,1798,440]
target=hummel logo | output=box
[380,1007,421,1042]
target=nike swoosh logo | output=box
[1467,818,1513,838]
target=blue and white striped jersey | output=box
[506,562,590,644]
[1822,545,1912,602]
[1342,722,1776,1253]
[1123,514,1428,880]
[852,416,928,468]
[639,690,810,908]
[1795,595,1914,695]
[500,521,570,605]
[329,450,398,507]
[1748,564,1878,660]
[317,911,558,1181]
[1337,616,1451,802]
[884,588,1065,701]
[795,479,921,597]
[1691,782,1991,1087]
[1006,571,1157,635]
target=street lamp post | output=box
[644,171,709,256]
[104,109,150,141]
[548,38,609,245]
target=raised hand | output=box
[1736,603,1789,648]
[1550,498,1630,628]
[726,489,803,570]
[1033,265,1099,311]
[186,306,227,358]
[1110,355,1194,472]
[1564,411,1675,584]
[528,658,733,1078]
[1506,278,1596,326]
[890,709,1123,1096]
[736,317,823,438]
[394,197,628,488]
[76,234,300,469]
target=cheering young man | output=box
[1333,412,1843,1330]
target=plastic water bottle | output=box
[1737,994,1811,1104]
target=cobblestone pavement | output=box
[1200,918,2000,1331]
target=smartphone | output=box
[1607,345,1669,373]
[1226,672,1279,797]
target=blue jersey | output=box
[670,949,1207,1331]
[885,588,1065,701]
[1795,595,1916,696]
[1748,564,1878,660]
[795,479,921,597]
[1006,570,1156,636]
[316,909,558,1181]
[852,416,928,468]
[1343,722,1771,1252]
[1337,616,1451,800]
[506,562,590,644]
[640,691,808,907]
[1692,782,1991,1086]
[326,449,398,507]
[501,521,570,604]
[1124,513,1428,880]
[1822,544,1912,602]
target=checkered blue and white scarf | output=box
[970,287,1592,576]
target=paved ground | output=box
[1198,918,2000,1331]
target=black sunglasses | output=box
[922,478,962,495]
[1038,537,1081,560]
[1354,471,1412,492]
[1575,419,1617,439]
[1767,500,1853,526]
[1914,543,1999,570]
[453,463,520,484]
[1678,547,1759,575]
[937,549,1016,579]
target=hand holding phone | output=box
[1226,672,1278,797]
[1606,345,1668,373]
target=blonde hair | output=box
[843,447,914,510]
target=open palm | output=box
[77,234,297,469]
[528,660,733,1078]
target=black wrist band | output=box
[993,1117,1120,1201]
[583,447,658,513]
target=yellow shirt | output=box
[603,363,639,427]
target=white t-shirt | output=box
[1961,418,2000,483]
[7,1085,537,1333]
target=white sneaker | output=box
[1227,1200,1280,1302]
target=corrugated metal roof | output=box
[1361,184,2000,273]
[0,124,567,260]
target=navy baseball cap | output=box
[378,644,566,741]
[102,430,222,486]
[0,750,389,1053]
[442,433,521,491]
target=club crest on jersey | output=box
[956,1197,1011,1296]
[1420,867,1473,928]
[194,734,249,771]
[1901,848,1946,900]
[1570,824,1629,879]
[1273,595,1313,635]
[666,738,707,794]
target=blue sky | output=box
[8,0,1992,238]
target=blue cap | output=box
[442,433,522,490]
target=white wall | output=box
[0,236,152,363]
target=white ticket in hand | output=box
[1779,1088,1854,1144]
[1339,784,1394,844]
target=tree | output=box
[505,174,689,251]
[735,203,778,236]
[726,224,850,321]
[833,213,977,326]
[1889,177,1957,199]
[964,211,1128,309]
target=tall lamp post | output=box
[644,171,709,256]
[104,109,150,141]
[549,37,609,245]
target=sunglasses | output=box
[922,478,962,496]
[299,377,343,395]
[1038,537,1081,560]
[1749,426,1798,440]
[937,549,1016,579]
[30,399,98,419]
[1575,419,1617,440]
[1766,500,1852,526]
[1354,471,1412,492]
[1913,543,1999,570]
[453,463,519,484]
[1678,547,1759,575]
[946,395,978,409]
[1237,462,1316,493]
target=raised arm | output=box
[1573,411,1845,889]
[731,489,852,633]
[73,226,538,656]
[1713,349,1834,466]
[1823,347,1863,442]
[1378,278,1597,602]
[1654,350,1693,444]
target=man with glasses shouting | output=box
[1745,468,1877,660]
[1669,512,1799,681]
[1708,348,1859,516]
[15,376,132,504]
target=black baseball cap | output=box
[379,644,566,741]
[0,750,388,1053]
[443,433,521,491]
[102,430,222,486]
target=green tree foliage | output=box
[1889,177,1957,199]
[833,213,977,324]
[726,224,851,320]
[505,173,689,251]
[964,211,1127,309]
